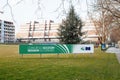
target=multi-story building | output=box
[0,19,15,43]
[16,20,60,43]
[82,20,99,43]
[17,20,99,43]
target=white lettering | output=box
[28,49,39,52]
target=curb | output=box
[115,53,120,64]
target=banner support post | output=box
[21,54,23,58]
[40,54,42,58]
[57,53,59,58]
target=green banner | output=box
[19,44,94,54]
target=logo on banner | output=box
[81,47,91,51]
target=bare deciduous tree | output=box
[1,0,80,21]
[87,0,120,43]
[110,27,120,43]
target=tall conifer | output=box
[58,6,83,44]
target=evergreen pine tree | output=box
[58,6,83,44]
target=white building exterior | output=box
[0,20,15,43]
[17,20,60,43]
[82,20,99,43]
[17,20,99,43]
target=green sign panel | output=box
[19,44,94,54]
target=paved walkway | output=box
[106,47,120,64]
[116,53,120,64]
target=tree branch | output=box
[2,0,16,22]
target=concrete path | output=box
[106,47,120,64]
[116,53,120,64]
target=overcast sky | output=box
[0,0,92,32]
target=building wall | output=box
[0,20,15,43]
[16,21,60,43]
[17,20,99,43]
[82,20,99,42]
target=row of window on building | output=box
[16,20,99,43]
[0,20,15,43]
[0,19,99,43]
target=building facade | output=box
[82,20,99,43]
[17,20,99,43]
[0,20,15,43]
[17,20,60,43]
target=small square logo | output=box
[85,47,91,50]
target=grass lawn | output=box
[0,45,120,80]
